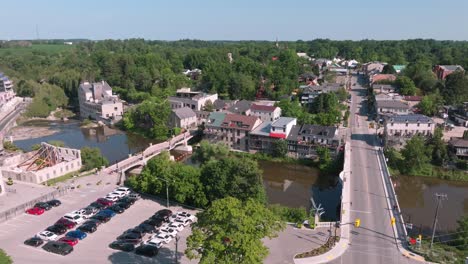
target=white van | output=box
[63,213,85,224]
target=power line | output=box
[430,193,447,249]
[434,230,468,238]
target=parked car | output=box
[108,191,126,198]
[128,193,141,200]
[26,207,45,215]
[115,202,131,210]
[55,218,76,229]
[100,209,116,218]
[89,202,107,210]
[168,222,184,232]
[119,197,136,205]
[42,241,73,255]
[138,223,157,234]
[24,237,44,247]
[105,195,120,202]
[109,241,135,252]
[96,198,114,207]
[123,229,144,239]
[143,218,164,228]
[108,205,125,214]
[83,219,102,227]
[34,202,52,211]
[84,206,99,215]
[46,199,61,207]
[77,223,97,233]
[145,238,163,248]
[90,214,111,223]
[135,244,159,257]
[152,233,172,244]
[117,233,142,245]
[63,213,85,224]
[114,187,131,196]
[177,211,196,222]
[158,227,177,237]
[174,218,192,227]
[65,230,87,240]
[153,209,172,222]
[58,237,79,247]
[36,231,58,241]
[46,224,67,235]
[70,209,88,218]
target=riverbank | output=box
[390,164,468,182]
[6,125,60,140]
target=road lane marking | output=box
[348,209,371,214]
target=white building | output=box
[384,114,435,138]
[376,100,410,116]
[169,88,218,111]
[0,72,13,92]
[169,107,197,129]
[78,81,124,121]
[249,104,281,122]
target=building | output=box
[0,72,13,92]
[384,114,435,145]
[370,74,397,84]
[249,104,281,122]
[78,81,124,122]
[249,117,297,153]
[205,112,261,151]
[376,100,410,116]
[362,62,386,76]
[169,88,218,111]
[372,84,397,94]
[448,137,468,160]
[213,99,237,112]
[169,107,197,129]
[403,96,423,108]
[392,65,406,74]
[300,84,342,105]
[226,100,253,115]
[451,102,468,127]
[1,143,81,184]
[287,124,340,158]
[433,65,465,80]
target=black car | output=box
[109,241,135,252]
[89,202,106,210]
[117,233,142,245]
[24,237,44,247]
[42,241,73,255]
[34,202,52,211]
[150,214,168,222]
[46,224,67,235]
[143,218,164,227]
[119,197,136,205]
[153,209,172,222]
[123,228,144,238]
[84,206,99,214]
[108,205,125,214]
[115,202,131,209]
[90,214,111,223]
[46,199,61,207]
[135,244,159,257]
[138,223,157,234]
[83,219,102,227]
[77,223,97,233]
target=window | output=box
[417,123,420,127]
[405,123,408,127]
[237,130,240,136]
[428,123,431,127]
[391,123,394,126]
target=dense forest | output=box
[0,39,467,124]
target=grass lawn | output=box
[0,44,74,56]
[45,171,79,186]
[0,249,12,264]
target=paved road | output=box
[328,74,420,264]
[0,101,25,132]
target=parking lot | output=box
[0,180,198,264]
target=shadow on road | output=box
[108,247,183,264]
[351,134,378,147]
[350,226,397,245]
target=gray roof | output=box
[172,107,196,119]
[302,84,341,94]
[440,65,464,71]
[449,138,468,148]
[80,81,113,101]
[271,117,296,128]
[227,100,252,114]
[373,84,396,91]
[286,125,302,141]
[388,114,432,124]
[249,121,272,136]
[376,100,409,110]
[213,99,236,110]
[287,124,337,141]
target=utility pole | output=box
[430,193,447,249]
[174,235,180,264]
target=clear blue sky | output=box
[2,0,468,41]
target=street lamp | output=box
[174,234,180,264]
[156,177,172,208]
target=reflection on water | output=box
[13,120,154,163]
[395,175,468,233]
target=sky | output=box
[2,0,468,41]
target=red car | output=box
[26,207,45,215]
[55,218,77,229]
[59,237,79,246]
[96,198,114,207]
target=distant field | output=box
[0,44,74,56]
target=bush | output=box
[6,178,13,186]
[81,119,92,126]
[47,140,65,147]
[269,204,307,223]
[3,141,20,151]
[456,160,467,170]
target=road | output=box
[0,101,25,132]
[328,74,419,264]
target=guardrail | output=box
[0,186,71,223]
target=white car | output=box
[158,227,177,237]
[108,191,126,198]
[63,213,85,224]
[70,209,89,219]
[105,195,120,202]
[114,187,131,196]
[177,211,196,222]
[36,231,58,241]
[153,233,172,244]
[174,218,192,227]
[128,193,141,200]
[145,238,163,248]
[168,222,184,232]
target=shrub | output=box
[269,204,307,223]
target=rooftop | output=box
[172,107,196,119]
[388,114,432,124]
[221,114,259,131]
[250,104,278,112]
[271,117,296,128]
[249,121,272,136]
[438,65,464,71]
[376,100,410,109]
[227,100,253,114]
[207,112,226,127]
[449,137,468,148]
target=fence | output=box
[0,186,71,223]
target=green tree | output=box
[80,147,109,171]
[456,216,468,250]
[0,249,12,264]
[418,93,443,116]
[382,64,396,74]
[192,140,230,164]
[429,127,448,166]
[271,140,288,158]
[185,197,285,264]
[401,135,432,173]
[316,146,333,173]
[395,76,417,96]
[442,71,468,105]
[200,157,266,204]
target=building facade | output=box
[287,124,340,158]
[169,107,197,129]
[384,114,435,146]
[249,104,281,122]
[448,137,468,160]
[249,117,297,153]
[375,100,410,116]
[78,81,124,121]
[169,88,218,111]
[300,84,342,105]
[433,65,465,80]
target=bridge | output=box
[103,131,193,182]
